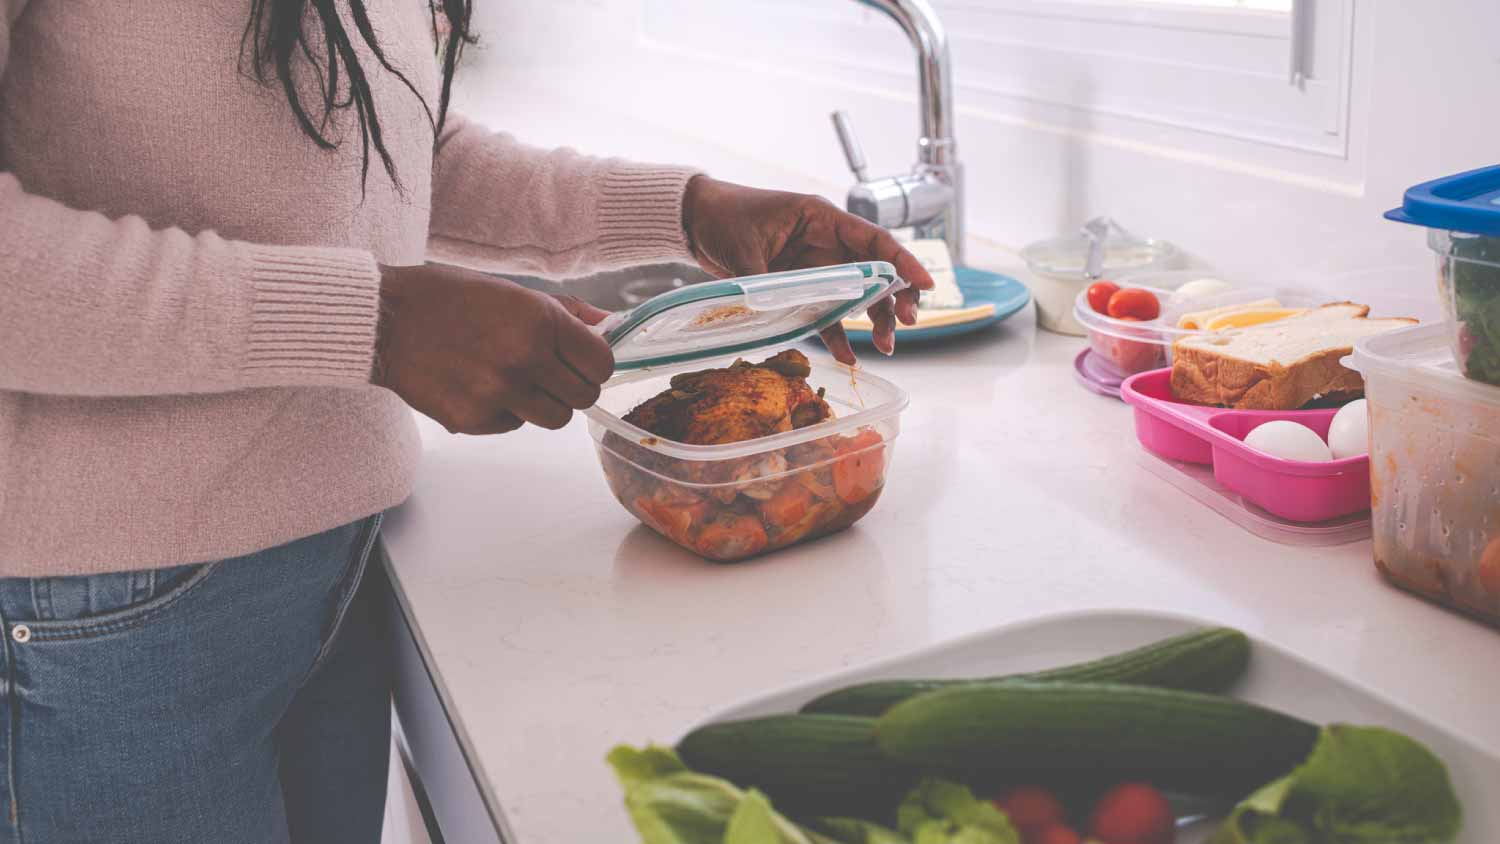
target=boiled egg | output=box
[1326,399,1369,460]
[1244,420,1332,462]
[1171,277,1234,301]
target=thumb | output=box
[553,294,611,326]
[729,251,770,278]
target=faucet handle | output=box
[830,110,869,183]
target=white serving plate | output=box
[683,609,1500,844]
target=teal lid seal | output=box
[599,262,905,370]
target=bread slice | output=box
[1170,303,1416,409]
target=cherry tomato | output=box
[994,786,1066,836]
[1106,288,1161,321]
[1031,824,1083,844]
[1086,281,1121,314]
[1088,782,1175,844]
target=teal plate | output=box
[842,267,1031,345]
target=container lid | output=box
[1384,164,1500,236]
[1020,217,1177,279]
[1348,322,1500,408]
[597,262,906,370]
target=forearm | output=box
[0,174,381,397]
[426,113,701,279]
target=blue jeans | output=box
[0,516,389,844]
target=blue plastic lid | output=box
[595,261,905,371]
[1385,164,1500,236]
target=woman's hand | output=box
[682,175,936,363]
[375,263,614,434]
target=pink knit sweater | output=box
[0,2,700,575]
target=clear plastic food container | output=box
[1348,323,1500,627]
[586,359,905,561]
[1020,218,1176,336]
[1386,165,1500,386]
[584,261,909,562]
[1073,272,1312,380]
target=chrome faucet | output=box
[832,0,963,265]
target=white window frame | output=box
[637,0,1366,186]
[933,0,1355,157]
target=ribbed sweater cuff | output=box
[236,246,382,388]
[596,162,702,266]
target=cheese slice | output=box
[843,303,996,331]
[1176,298,1281,330]
[1203,308,1305,332]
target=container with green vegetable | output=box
[1386,164,1500,385]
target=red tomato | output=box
[1106,288,1161,321]
[1031,824,1083,844]
[994,786,1065,836]
[1088,783,1175,844]
[1086,281,1121,314]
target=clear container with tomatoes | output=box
[1073,271,1320,381]
[584,262,910,562]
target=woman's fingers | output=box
[552,293,611,327]
[552,305,616,387]
[818,324,858,366]
[894,286,921,325]
[868,298,897,356]
[468,411,526,436]
[832,213,935,293]
[536,359,603,410]
[510,386,575,430]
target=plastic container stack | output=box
[1359,164,1500,626]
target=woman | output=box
[0,2,930,842]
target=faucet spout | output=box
[857,0,955,167]
[839,0,964,264]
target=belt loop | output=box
[28,578,52,622]
[132,570,154,605]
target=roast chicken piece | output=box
[623,350,832,445]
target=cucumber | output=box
[801,627,1251,716]
[875,680,1319,798]
[676,714,914,821]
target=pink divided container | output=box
[1121,369,1371,523]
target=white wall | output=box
[457,1,1500,302]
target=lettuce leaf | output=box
[726,791,817,844]
[895,779,1020,844]
[1209,725,1462,844]
[607,748,1021,844]
[1448,234,1500,383]
[608,745,816,844]
[812,817,911,844]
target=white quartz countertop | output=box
[381,81,1500,843]
[382,320,1500,843]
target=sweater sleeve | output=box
[426,113,703,280]
[0,2,382,398]
[0,174,382,397]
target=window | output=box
[1144,0,1292,9]
[640,0,1362,177]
